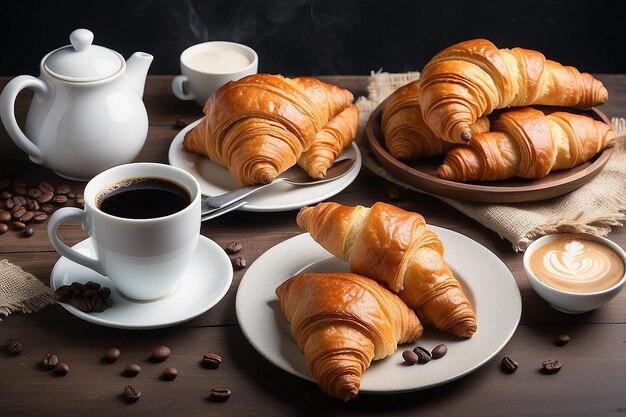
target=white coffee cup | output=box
[172,41,258,107]
[48,162,201,301]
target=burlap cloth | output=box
[0,259,54,318]
[355,71,626,251]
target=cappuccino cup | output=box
[524,233,626,313]
[48,163,201,301]
[172,41,258,107]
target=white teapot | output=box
[0,29,153,180]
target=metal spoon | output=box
[202,158,356,210]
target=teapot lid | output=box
[43,29,123,82]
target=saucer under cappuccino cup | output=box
[48,163,201,301]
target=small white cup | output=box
[523,233,626,314]
[172,41,258,107]
[48,162,201,301]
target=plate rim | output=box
[235,229,522,393]
[366,100,614,203]
[168,118,363,212]
[50,234,233,330]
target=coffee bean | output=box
[541,358,562,374]
[501,356,519,374]
[233,256,247,269]
[98,287,111,298]
[209,388,232,402]
[24,200,36,211]
[52,195,68,205]
[56,185,71,195]
[431,344,448,359]
[12,206,26,220]
[37,192,54,204]
[85,281,101,290]
[92,296,106,312]
[71,281,86,296]
[555,334,570,346]
[42,353,59,369]
[20,211,34,223]
[0,191,12,199]
[38,182,54,193]
[83,289,98,298]
[13,180,26,188]
[41,204,55,214]
[162,367,178,381]
[124,364,142,377]
[104,347,121,363]
[0,210,11,222]
[53,285,74,303]
[23,225,34,238]
[13,221,25,231]
[123,385,141,402]
[28,188,42,199]
[13,186,26,196]
[151,345,171,362]
[4,199,14,209]
[33,212,48,223]
[54,362,69,376]
[202,353,222,369]
[105,298,114,308]
[6,338,23,354]
[413,346,432,364]
[402,349,419,365]
[77,296,92,312]
[0,224,7,234]
[75,194,84,206]
[226,241,243,254]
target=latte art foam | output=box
[529,236,625,293]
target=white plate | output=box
[168,118,362,212]
[236,229,521,393]
[50,235,233,330]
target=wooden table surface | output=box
[1,75,625,417]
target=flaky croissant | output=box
[418,39,609,144]
[183,74,354,185]
[438,107,616,182]
[382,81,490,160]
[275,272,423,401]
[297,202,477,338]
[297,104,359,179]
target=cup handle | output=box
[0,75,48,165]
[172,75,195,101]
[47,207,106,276]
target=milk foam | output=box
[543,240,611,282]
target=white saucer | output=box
[50,235,233,329]
[168,118,362,212]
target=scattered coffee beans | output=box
[23,225,34,237]
[226,241,243,254]
[53,281,114,313]
[162,367,178,381]
[42,353,59,369]
[202,353,222,369]
[555,334,570,346]
[413,346,432,364]
[151,345,171,362]
[233,256,247,270]
[209,388,232,402]
[6,338,23,354]
[541,359,562,374]
[124,364,142,377]
[501,356,518,374]
[402,349,419,365]
[104,347,121,363]
[123,385,142,402]
[431,344,448,359]
[54,362,69,376]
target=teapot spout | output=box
[125,52,153,98]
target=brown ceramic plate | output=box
[366,101,614,203]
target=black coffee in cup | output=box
[97,177,190,219]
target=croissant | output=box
[275,272,423,401]
[438,107,616,182]
[297,104,359,179]
[418,39,609,144]
[296,202,477,337]
[382,81,490,160]
[183,74,354,185]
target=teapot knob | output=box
[69,29,94,52]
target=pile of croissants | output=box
[383,39,616,181]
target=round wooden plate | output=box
[366,101,615,203]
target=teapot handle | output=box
[0,75,48,164]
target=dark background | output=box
[1,0,625,77]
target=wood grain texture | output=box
[1,74,625,416]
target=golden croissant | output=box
[183,74,354,185]
[418,39,609,144]
[382,81,490,160]
[438,107,616,182]
[297,104,359,179]
[296,202,477,338]
[275,272,423,401]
